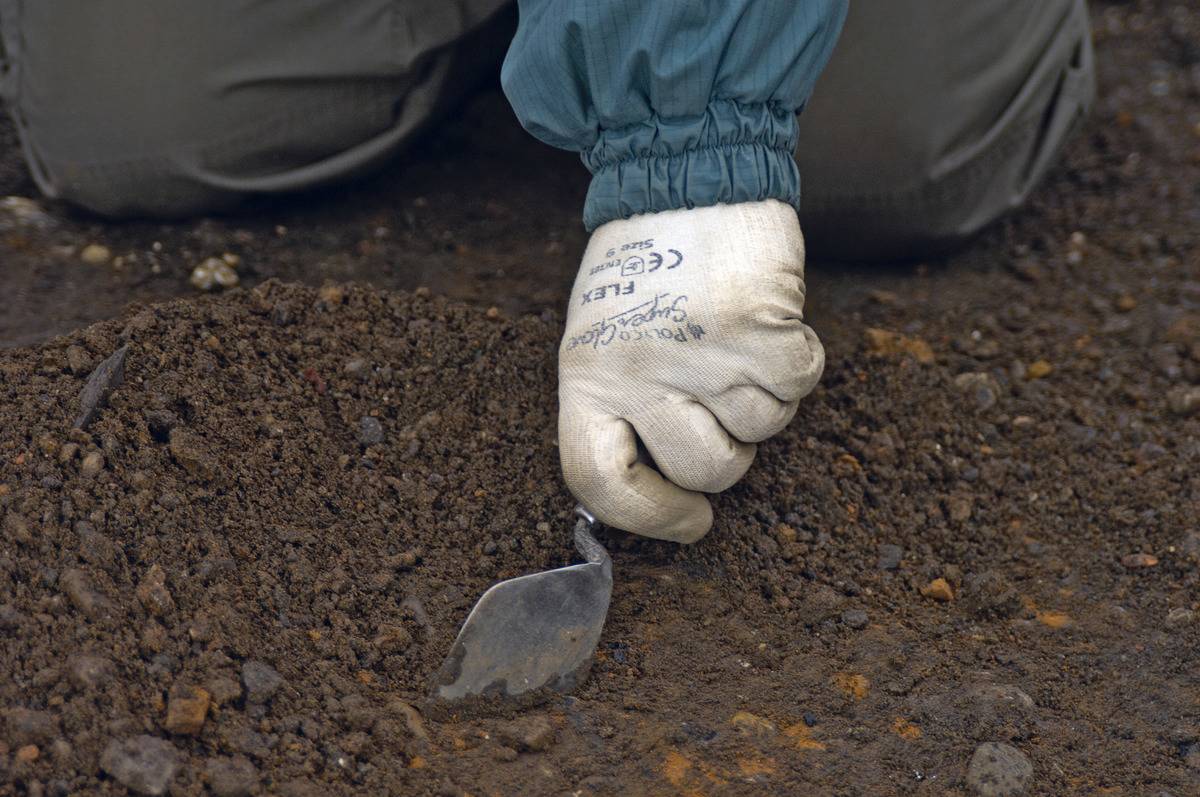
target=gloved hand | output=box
[558,199,824,542]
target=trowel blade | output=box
[432,558,613,701]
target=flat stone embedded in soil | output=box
[100,735,180,796]
[966,742,1033,796]
[241,661,283,704]
[74,344,127,430]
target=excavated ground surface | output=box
[2,2,1200,795]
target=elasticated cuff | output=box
[581,99,801,231]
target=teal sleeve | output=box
[500,1,848,230]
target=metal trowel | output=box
[431,505,612,701]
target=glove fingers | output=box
[559,403,712,543]
[631,401,756,494]
[703,384,799,443]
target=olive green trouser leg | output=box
[796,0,1095,261]
[1,0,1093,258]
[0,0,509,217]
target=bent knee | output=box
[795,0,1094,260]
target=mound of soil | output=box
[2,265,1198,795]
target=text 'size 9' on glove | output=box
[558,199,824,542]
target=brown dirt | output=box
[2,2,1200,795]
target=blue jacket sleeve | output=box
[501,1,848,230]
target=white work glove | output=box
[558,199,824,543]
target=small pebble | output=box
[0,196,57,231]
[877,544,903,571]
[359,416,385,447]
[241,661,283,704]
[80,450,105,479]
[164,685,210,736]
[68,654,114,690]
[966,742,1033,796]
[135,565,175,616]
[15,744,39,762]
[1121,553,1159,568]
[1025,360,1053,380]
[190,257,239,291]
[1165,608,1195,627]
[343,358,370,379]
[65,345,91,374]
[841,609,869,630]
[205,676,243,707]
[1167,386,1200,417]
[80,244,112,265]
[60,570,112,619]
[921,578,954,602]
[954,372,1000,411]
[317,284,344,306]
[496,715,555,753]
[100,735,180,796]
[205,755,259,797]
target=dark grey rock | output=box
[205,755,259,797]
[359,416,385,447]
[74,345,128,430]
[241,661,283,704]
[840,609,869,630]
[99,735,180,796]
[966,742,1033,796]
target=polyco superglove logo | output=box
[565,237,706,351]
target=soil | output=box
[2,2,1200,795]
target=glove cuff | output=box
[581,99,801,231]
